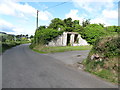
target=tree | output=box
[26,34,28,39]
[72,20,83,32]
[48,18,64,30]
[30,35,34,39]
[99,23,105,27]
[73,24,84,32]
[48,17,83,32]
[63,17,74,32]
[64,27,74,32]
[105,26,120,32]
[63,17,73,27]
[37,26,46,30]
[1,36,6,42]
[82,19,90,27]
[80,24,107,45]
[73,20,79,25]
[7,34,14,41]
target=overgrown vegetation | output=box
[0,41,20,53]
[33,28,63,45]
[31,17,120,48]
[82,34,119,84]
[80,24,108,45]
[30,17,83,48]
[0,32,31,54]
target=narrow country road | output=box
[2,44,118,88]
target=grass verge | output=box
[0,42,20,54]
[0,41,31,54]
[82,35,119,84]
[82,59,118,84]
[30,45,92,54]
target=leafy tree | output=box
[63,18,80,32]
[99,23,105,28]
[73,20,79,25]
[25,34,28,39]
[48,18,64,30]
[16,35,21,38]
[64,27,74,32]
[37,26,46,30]
[1,36,6,42]
[114,26,120,32]
[82,19,90,27]
[47,17,83,32]
[63,17,73,27]
[30,35,34,39]
[72,20,84,32]
[0,34,14,42]
[7,34,14,41]
[105,26,120,32]
[80,24,107,45]
[73,24,84,32]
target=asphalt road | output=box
[2,44,118,88]
[47,50,90,65]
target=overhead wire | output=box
[42,2,68,11]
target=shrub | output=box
[82,34,119,83]
[80,24,107,45]
[34,28,63,45]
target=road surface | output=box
[2,44,118,88]
[47,50,90,65]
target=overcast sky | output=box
[0,0,119,35]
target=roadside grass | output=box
[82,35,119,84]
[0,42,19,54]
[31,45,92,54]
[83,66,118,84]
[82,60,118,84]
[0,41,31,54]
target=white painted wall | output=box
[47,32,89,46]
[73,34,89,46]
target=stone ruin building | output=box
[47,32,89,46]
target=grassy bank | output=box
[0,42,20,54]
[30,44,92,54]
[82,35,119,84]
[0,41,30,54]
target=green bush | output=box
[1,41,21,53]
[80,24,107,45]
[82,34,119,83]
[105,26,120,32]
[92,35,120,58]
[34,28,63,45]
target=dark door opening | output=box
[67,34,71,46]
[74,34,78,43]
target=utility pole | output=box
[36,10,39,29]
[36,10,39,44]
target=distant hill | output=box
[0,32,6,34]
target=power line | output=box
[43,2,68,11]
[36,1,69,29]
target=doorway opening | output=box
[74,34,78,43]
[67,34,71,46]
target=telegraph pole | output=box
[36,10,39,44]
[36,10,39,29]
